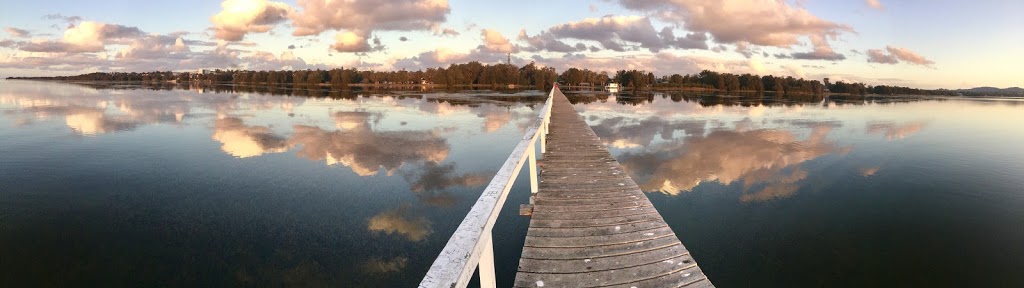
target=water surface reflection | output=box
[572,92,1024,286]
[0,80,543,287]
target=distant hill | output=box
[958,87,1024,96]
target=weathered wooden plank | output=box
[539,183,642,190]
[532,201,651,213]
[514,255,698,287]
[523,226,675,247]
[534,187,637,194]
[527,212,664,228]
[419,90,554,288]
[520,234,682,260]
[602,266,710,288]
[514,87,713,288]
[518,245,691,273]
[533,197,649,206]
[530,206,662,221]
[526,219,667,237]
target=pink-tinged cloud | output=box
[616,0,853,48]
[518,29,584,53]
[548,16,663,51]
[391,47,516,70]
[290,0,449,36]
[331,30,374,52]
[866,49,898,64]
[0,39,17,48]
[480,29,516,53]
[531,52,758,77]
[210,0,292,41]
[866,0,884,10]
[4,27,31,38]
[437,27,460,37]
[288,0,449,53]
[886,46,935,66]
[789,34,846,61]
[865,46,934,66]
[17,21,144,53]
[524,15,707,53]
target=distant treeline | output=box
[6,62,559,91]
[7,61,1011,97]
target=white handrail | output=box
[419,87,556,288]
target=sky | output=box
[0,0,1021,89]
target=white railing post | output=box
[478,234,496,288]
[419,86,556,288]
[528,145,538,194]
[540,122,547,154]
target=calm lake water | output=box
[1,80,1023,287]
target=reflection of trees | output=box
[367,205,432,242]
[618,124,843,202]
[867,121,928,140]
[564,92,610,104]
[615,94,655,106]
[666,92,824,107]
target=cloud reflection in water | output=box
[613,120,845,202]
[367,205,432,242]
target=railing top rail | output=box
[419,87,556,288]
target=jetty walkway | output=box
[420,86,713,288]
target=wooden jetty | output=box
[420,86,713,288]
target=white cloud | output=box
[210,0,292,41]
[331,30,373,52]
[616,0,853,53]
[290,0,449,36]
[866,0,884,11]
[290,0,449,52]
[20,21,144,53]
[480,29,515,53]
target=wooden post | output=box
[528,145,538,194]
[478,234,496,288]
[540,123,547,154]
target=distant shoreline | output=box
[10,79,1022,98]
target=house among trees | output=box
[190,69,209,82]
